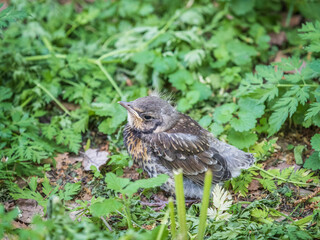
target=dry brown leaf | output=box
[82,148,109,171]
[248,179,261,191]
[16,199,44,224]
[269,32,287,46]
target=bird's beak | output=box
[118,101,130,110]
[118,101,142,120]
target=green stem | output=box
[116,210,142,229]
[156,210,170,240]
[285,3,294,27]
[122,195,133,229]
[20,96,33,108]
[35,82,72,117]
[293,214,313,226]
[42,36,54,53]
[24,53,67,61]
[252,165,319,187]
[95,60,124,99]
[168,197,177,239]
[277,84,318,88]
[197,170,212,240]
[174,169,188,240]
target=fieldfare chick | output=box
[119,96,254,199]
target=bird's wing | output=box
[146,115,231,184]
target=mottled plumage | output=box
[119,96,254,198]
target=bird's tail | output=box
[215,139,255,178]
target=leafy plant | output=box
[10,176,81,213]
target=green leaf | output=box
[230,98,265,132]
[311,134,320,151]
[275,57,302,72]
[89,198,123,217]
[131,50,155,64]
[124,174,169,197]
[199,115,212,128]
[230,0,255,15]
[213,103,238,124]
[304,152,320,170]
[168,69,194,91]
[105,172,130,192]
[191,82,212,101]
[59,182,81,201]
[184,49,205,69]
[177,91,200,112]
[28,177,38,192]
[0,86,12,102]
[180,9,204,25]
[152,55,177,74]
[256,65,283,83]
[305,102,320,120]
[209,122,224,136]
[227,129,258,149]
[227,40,258,65]
[294,145,305,165]
[309,59,320,74]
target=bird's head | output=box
[119,96,179,133]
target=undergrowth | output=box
[1,0,320,239]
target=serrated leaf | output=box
[105,172,130,192]
[227,40,258,65]
[168,69,194,91]
[275,57,302,72]
[256,65,283,83]
[210,122,224,136]
[0,86,13,102]
[311,134,320,151]
[199,115,212,128]
[213,103,238,124]
[268,108,288,136]
[180,9,204,25]
[59,182,81,201]
[152,55,177,74]
[131,50,155,64]
[227,129,257,149]
[184,49,205,69]
[230,0,255,15]
[230,112,256,132]
[28,177,38,192]
[124,174,169,197]
[305,102,320,120]
[89,198,123,217]
[231,98,265,132]
[303,151,320,170]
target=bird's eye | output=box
[143,115,153,120]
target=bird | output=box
[119,95,255,199]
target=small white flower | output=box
[207,184,232,221]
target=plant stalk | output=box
[174,169,188,240]
[35,82,72,117]
[168,197,177,239]
[197,170,212,240]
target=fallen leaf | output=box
[16,199,44,224]
[269,31,287,46]
[248,179,261,191]
[281,14,302,27]
[82,148,109,171]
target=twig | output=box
[100,216,113,232]
[294,187,320,206]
